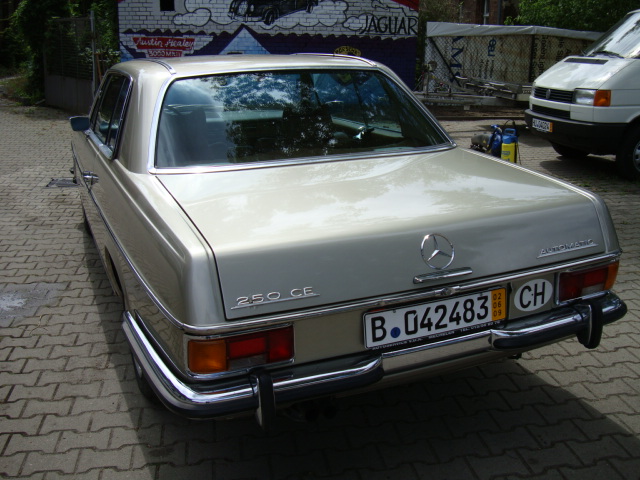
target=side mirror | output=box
[69,116,90,132]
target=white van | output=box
[525,10,640,179]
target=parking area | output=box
[1,101,639,480]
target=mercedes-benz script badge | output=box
[421,234,454,270]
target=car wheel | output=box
[263,9,277,25]
[131,352,160,404]
[616,124,640,181]
[551,143,589,159]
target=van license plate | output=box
[364,289,506,349]
[532,118,553,133]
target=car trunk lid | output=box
[158,148,611,319]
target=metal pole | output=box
[90,10,97,95]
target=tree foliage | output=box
[517,0,640,31]
[12,0,70,95]
[10,0,118,98]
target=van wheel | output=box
[551,143,589,159]
[616,124,640,180]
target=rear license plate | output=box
[532,118,553,133]
[364,289,506,349]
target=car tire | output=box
[131,352,160,404]
[263,9,277,25]
[551,143,589,159]
[616,124,640,181]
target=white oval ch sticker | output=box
[515,279,553,312]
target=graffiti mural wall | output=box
[118,0,419,85]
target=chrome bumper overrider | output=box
[123,293,626,426]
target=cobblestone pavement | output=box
[1,101,639,480]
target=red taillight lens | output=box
[188,326,294,374]
[559,262,619,302]
[266,326,294,363]
[228,334,267,359]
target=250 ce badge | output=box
[233,287,319,309]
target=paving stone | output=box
[0,452,26,478]
[75,446,134,473]
[22,449,80,476]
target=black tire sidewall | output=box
[617,124,640,180]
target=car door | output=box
[75,73,131,270]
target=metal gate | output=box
[44,16,106,113]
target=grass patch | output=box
[0,72,37,105]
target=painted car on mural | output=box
[228,0,318,25]
[70,54,626,427]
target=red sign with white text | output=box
[133,36,195,57]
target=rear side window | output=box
[91,74,130,151]
[156,69,448,168]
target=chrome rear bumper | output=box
[123,292,626,426]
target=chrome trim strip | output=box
[149,144,456,175]
[181,252,621,335]
[293,53,378,67]
[414,267,473,283]
[138,58,177,74]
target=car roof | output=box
[112,54,383,79]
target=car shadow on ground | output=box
[539,155,619,182]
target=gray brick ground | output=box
[1,100,639,480]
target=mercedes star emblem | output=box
[421,233,455,270]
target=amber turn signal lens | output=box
[188,339,227,374]
[594,90,611,107]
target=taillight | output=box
[558,262,619,302]
[188,326,294,374]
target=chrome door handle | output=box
[82,171,99,185]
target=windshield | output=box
[156,69,449,168]
[584,10,640,59]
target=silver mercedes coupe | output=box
[70,54,627,427]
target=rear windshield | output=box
[156,69,449,168]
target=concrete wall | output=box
[44,75,93,115]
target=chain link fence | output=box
[45,15,118,112]
[46,17,94,81]
[420,23,599,103]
